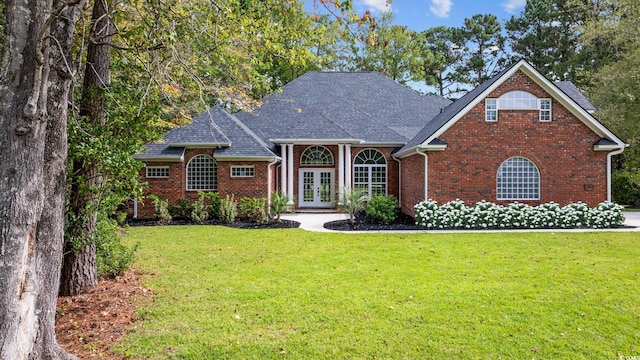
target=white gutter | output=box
[607,147,625,202]
[391,154,402,207]
[270,138,362,145]
[267,157,280,215]
[417,148,429,200]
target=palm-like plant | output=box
[340,187,368,225]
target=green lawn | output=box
[117,226,640,359]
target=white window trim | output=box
[300,145,334,166]
[231,165,255,178]
[353,149,387,197]
[485,99,498,122]
[186,154,217,191]
[146,166,169,178]
[539,98,552,122]
[487,92,553,123]
[496,156,541,201]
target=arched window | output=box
[496,157,540,200]
[485,91,552,122]
[186,154,217,191]
[301,146,334,165]
[353,149,387,197]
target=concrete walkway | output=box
[281,212,640,233]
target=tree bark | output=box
[60,0,113,296]
[0,0,85,358]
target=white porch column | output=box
[287,144,294,205]
[280,144,287,197]
[338,144,345,204]
[345,144,352,190]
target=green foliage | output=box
[340,187,368,224]
[455,14,507,87]
[365,194,399,224]
[169,198,193,219]
[219,194,238,224]
[239,196,268,224]
[612,167,640,207]
[190,194,209,224]
[148,195,172,225]
[505,0,582,83]
[270,191,290,222]
[199,191,221,220]
[414,26,465,97]
[95,215,137,279]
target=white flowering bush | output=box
[414,199,625,230]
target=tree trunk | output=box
[0,0,85,358]
[59,0,113,296]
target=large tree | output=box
[0,0,85,358]
[59,0,328,296]
[413,26,465,97]
[455,14,507,88]
[580,0,640,204]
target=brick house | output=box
[133,59,626,219]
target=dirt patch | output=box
[55,270,152,359]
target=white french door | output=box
[298,169,335,207]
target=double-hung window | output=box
[539,99,552,122]
[485,99,498,122]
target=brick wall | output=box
[137,148,274,219]
[399,154,425,215]
[400,70,608,216]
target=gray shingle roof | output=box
[134,106,276,161]
[235,72,452,145]
[554,81,595,112]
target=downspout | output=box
[606,147,625,202]
[417,148,429,201]
[391,154,401,208]
[267,157,279,215]
[133,195,138,219]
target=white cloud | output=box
[361,0,390,12]
[503,0,526,13]
[429,0,452,18]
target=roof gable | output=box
[134,106,277,161]
[397,59,626,157]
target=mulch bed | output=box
[125,218,300,229]
[324,213,420,231]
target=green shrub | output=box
[95,215,138,278]
[340,187,368,225]
[149,194,172,225]
[612,168,640,207]
[190,193,209,224]
[270,191,290,221]
[169,198,192,219]
[199,191,221,220]
[239,196,268,224]
[366,194,399,224]
[219,194,238,223]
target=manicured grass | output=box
[117,226,640,359]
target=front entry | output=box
[298,169,335,208]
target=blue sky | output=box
[308,0,527,30]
